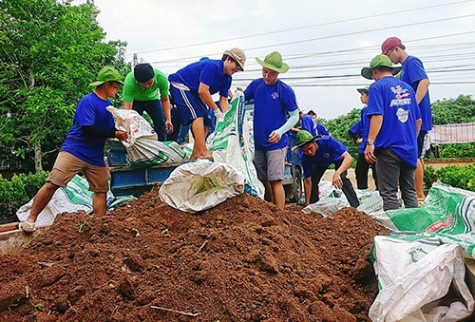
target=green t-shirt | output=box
[122,68,170,102]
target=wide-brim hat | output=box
[224,48,246,71]
[256,51,289,73]
[356,86,370,94]
[90,66,124,87]
[292,130,319,151]
[361,54,401,80]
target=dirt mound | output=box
[0,188,387,321]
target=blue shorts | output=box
[169,84,212,128]
[417,130,428,158]
[253,148,287,182]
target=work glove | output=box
[214,108,224,121]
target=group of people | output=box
[18,35,431,233]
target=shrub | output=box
[424,164,475,192]
[0,172,48,221]
[436,165,475,192]
[423,165,438,189]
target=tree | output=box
[0,0,127,173]
[432,95,475,125]
[324,108,362,158]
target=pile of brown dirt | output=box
[0,188,388,322]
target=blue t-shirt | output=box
[244,79,298,151]
[401,56,432,131]
[301,115,329,136]
[301,136,348,178]
[61,93,115,167]
[168,58,231,97]
[316,123,329,136]
[358,107,371,154]
[349,119,362,137]
[366,76,421,168]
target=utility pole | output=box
[133,53,138,68]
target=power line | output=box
[129,0,475,55]
[149,27,475,65]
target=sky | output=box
[84,0,475,120]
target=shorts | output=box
[169,83,212,128]
[47,152,109,193]
[417,130,428,158]
[253,148,287,182]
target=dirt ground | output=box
[0,187,388,322]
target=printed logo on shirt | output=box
[323,153,330,159]
[271,92,279,99]
[396,108,409,123]
[390,85,411,107]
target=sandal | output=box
[19,221,37,233]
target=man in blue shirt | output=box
[348,86,378,190]
[292,130,359,207]
[382,37,431,203]
[243,51,299,209]
[305,110,330,136]
[19,66,128,233]
[361,54,421,210]
[168,48,245,160]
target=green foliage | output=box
[432,95,475,125]
[437,143,475,159]
[436,165,475,192]
[0,172,48,220]
[424,164,475,192]
[324,108,362,159]
[423,165,438,189]
[0,0,128,172]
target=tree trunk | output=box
[34,143,43,173]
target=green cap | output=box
[292,130,319,151]
[256,51,289,73]
[356,86,370,94]
[361,54,402,80]
[89,66,124,87]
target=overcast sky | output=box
[87,0,475,120]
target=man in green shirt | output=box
[122,63,173,140]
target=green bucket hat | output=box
[292,130,319,151]
[89,66,124,87]
[256,51,289,73]
[356,86,370,94]
[361,54,402,80]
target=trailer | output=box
[106,140,182,197]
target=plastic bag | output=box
[210,93,264,199]
[159,160,244,213]
[16,175,114,227]
[107,107,187,165]
[369,236,474,322]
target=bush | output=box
[437,143,475,159]
[424,164,475,192]
[436,165,475,192]
[0,172,48,221]
[423,165,438,189]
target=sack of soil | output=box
[159,159,244,213]
[107,107,187,166]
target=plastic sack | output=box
[357,190,384,214]
[107,107,187,165]
[16,175,114,227]
[210,93,264,199]
[302,197,350,217]
[159,159,244,213]
[369,236,474,322]
[369,184,475,257]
